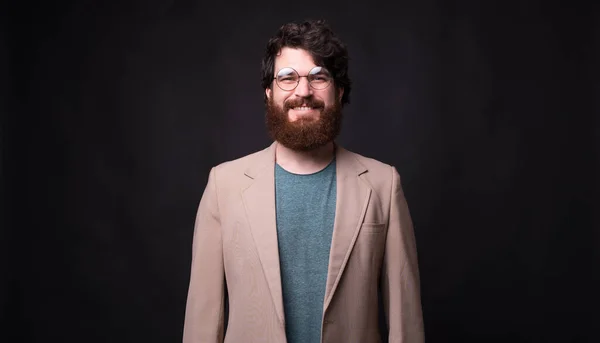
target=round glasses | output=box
[274,66,332,91]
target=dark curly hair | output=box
[261,19,352,106]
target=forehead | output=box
[274,47,317,73]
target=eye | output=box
[276,67,298,82]
[310,74,330,82]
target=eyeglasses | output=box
[274,66,333,91]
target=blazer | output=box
[182,141,424,343]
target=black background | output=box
[3,0,599,342]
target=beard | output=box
[265,94,343,152]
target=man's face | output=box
[265,47,344,151]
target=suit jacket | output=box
[183,141,424,343]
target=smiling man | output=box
[182,19,424,343]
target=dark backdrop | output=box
[4,0,599,342]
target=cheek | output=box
[321,91,337,106]
[273,92,291,106]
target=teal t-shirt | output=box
[275,158,337,343]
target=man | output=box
[183,19,424,343]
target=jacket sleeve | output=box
[382,166,425,342]
[183,167,226,343]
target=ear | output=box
[265,87,272,100]
[337,87,344,102]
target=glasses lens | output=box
[276,68,299,90]
[308,67,332,90]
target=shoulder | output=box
[205,144,274,186]
[342,147,397,176]
[214,147,268,173]
[350,151,393,173]
[341,147,401,192]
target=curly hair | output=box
[261,19,352,106]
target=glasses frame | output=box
[273,66,333,91]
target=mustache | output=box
[284,98,325,110]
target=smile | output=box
[292,106,317,111]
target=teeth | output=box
[293,106,313,111]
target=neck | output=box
[275,141,335,175]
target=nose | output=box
[294,77,312,98]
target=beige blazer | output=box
[183,141,424,343]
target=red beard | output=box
[265,95,343,151]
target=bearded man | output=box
[182,19,424,343]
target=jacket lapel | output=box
[241,142,285,325]
[323,144,371,312]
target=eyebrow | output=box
[277,68,295,74]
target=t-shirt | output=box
[275,158,337,343]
